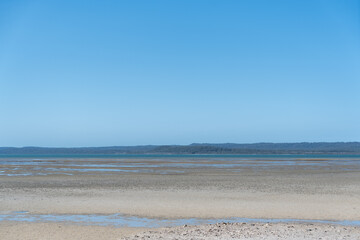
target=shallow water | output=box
[0,212,359,228]
[1,154,360,176]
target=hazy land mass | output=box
[1,142,360,154]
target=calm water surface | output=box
[1,154,360,176]
[0,211,359,227]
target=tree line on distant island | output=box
[0,142,359,154]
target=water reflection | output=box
[1,156,360,176]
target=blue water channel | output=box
[0,212,359,228]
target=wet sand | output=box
[1,157,360,239]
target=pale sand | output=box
[0,221,145,240]
[1,188,360,220]
[1,158,360,239]
[1,172,360,220]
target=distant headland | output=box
[1,142,359,154]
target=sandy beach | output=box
[1,156,360,239]
[122,222,360,240]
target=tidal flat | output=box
[1,155,360,239]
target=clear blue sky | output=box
[0,0,359,147]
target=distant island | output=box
[1,142,359,154]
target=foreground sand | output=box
[122,222,360,240]
[2,221,360,240]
